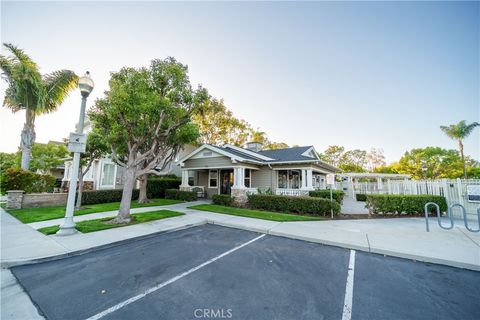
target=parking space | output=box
[11,225,480,320]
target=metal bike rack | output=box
[424,202,453,232]
[425,202,480,232]
[448,204,480,233]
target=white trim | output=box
[181,165,260,171]
[301,146,319,159]
[223,144,274,161]
[177,144,244,164]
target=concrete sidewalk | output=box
[2,204,480,271]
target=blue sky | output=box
[1,1,479,162]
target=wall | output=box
[22,193,68,208]
[183,157,233,169]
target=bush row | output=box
[212,194,233,206]
[366,194,448,215]
[309,189,345,204]
[1,168,56,195]
[355,193,367,202]
[79,189,139,205]
[247,194,340,216]
[165,189,197,201]
[146,177,181,198]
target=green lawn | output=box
[38,210,183,235]
[6,198,182,223]
[189,204,327,222]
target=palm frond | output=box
[42,70,78,114]
[3,43,38,69]
[0,55,15,81]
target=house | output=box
[177,142,340,204]
[62,145,197,191]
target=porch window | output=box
[244,169,251,188]
[277,170,301,189]
[209,170,218,188]
[101,163,115,187]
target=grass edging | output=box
[188,204,327,222]
[38,210,183,235]
[6,198,183,224]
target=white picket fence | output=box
[344,179,480,215]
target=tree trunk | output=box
[113,167,136,223]
[138,174,150,203]
[459,140,467,179]
[20,110,36,170]
[75,168,84,210]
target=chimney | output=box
[245,142,263,152]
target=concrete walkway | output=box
[2,203,480,271]
[341,197,369,215]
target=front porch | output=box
[179,167,328,199]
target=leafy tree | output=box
[29,142,69,174]
[0,152,18,175]
[338,163,366,173]
[193,98,251,146]
[395,147,466,179]
[440,120,479,178]
[75,130,109,210]
[89,58,205,223]
[366,148,386,171]
[0,43,78,170]
[342,149,368,170]
[320,145,345,167]
[250,130,289,150]
[372,164,399,174]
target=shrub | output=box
[79,189,140,205]
[146,177,181,198]
[247,194,340,216]
[1,168,56,194]
[366,194,448,215]
[309,189,345,204]
[355,193,367,202]
[165,189,197,201]
[212,194,233,206]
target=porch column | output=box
[180,169,190,188]
[306,169,313,190]
[237,167,246,188]
[301,170,307,189]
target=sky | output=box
[1,1,479,163]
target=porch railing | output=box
[275,189,309,196]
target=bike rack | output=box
[425,202,480,233]
[449,204,480,233]
[424,202,453,232]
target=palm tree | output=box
[440,120,479,178]
[0,43,78,170]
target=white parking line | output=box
[341,250,356,320]
[86,234,266,320]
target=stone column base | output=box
[7,190,24,209]
[231,188,248,207]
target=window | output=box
[203,151,213,157]
[209,170,218,188]
[277,170,300,189]
[244,169,251,188]
[101,163,115,186]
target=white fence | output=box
[345,179,480,214]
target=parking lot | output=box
[11,224,480,320]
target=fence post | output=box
[456,178,464,206]
[387,179,392,194]
[442,179,449,203]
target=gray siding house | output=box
[177,142,340,203]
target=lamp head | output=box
[79,71,94,97]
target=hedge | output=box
[366,194,448,215]
[146,177,181,198]
[79,189,139,205]
[212,194,233,206]
[165,189,197,201]
[308,190,345,204]
[247,194,340,216]
[1,168,56,195]
[355,193,367,202]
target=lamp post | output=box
[421,164,428,195]
[57,72,94,236]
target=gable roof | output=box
[257,146,318,163]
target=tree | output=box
[75,130,109,210]
[193,98,251,146]
[250,130,289,150]
[0,152,18,175]
[29,142,69,174]
[0,43,78,170]
[342,149,368,171]
[440,120,479,178]
[366,148,386,171]
[395,147,465,179]
[89,58,205,223]
[320,145,345,167]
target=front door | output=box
[220,169,234,195]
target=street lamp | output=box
[57,72,94,236]
[421,164,428,195]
